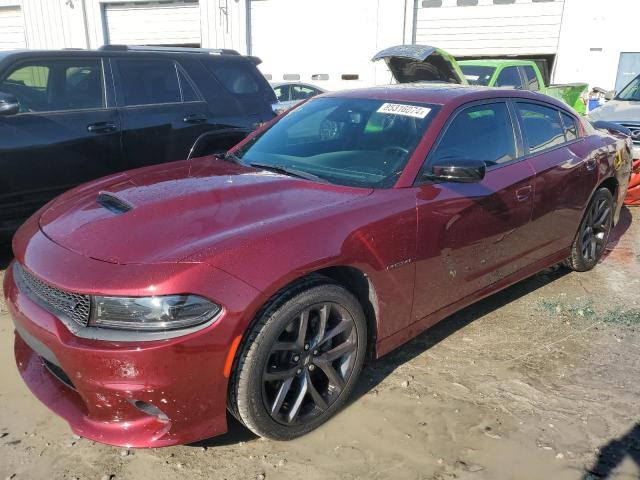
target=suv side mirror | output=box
[428,159,486,183]
[0,92,20,116]
[604,90,616,101]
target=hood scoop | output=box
[96,192,133,215]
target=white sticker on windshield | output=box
[377,103,431,119]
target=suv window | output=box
[560,112,578,141]
[517,103,566,154]
[207,59,260,95]
[495,66,524,89]
[429,102,516,167]
[521,66,540,90]
[1,60,104,113]
[117,59,181,106]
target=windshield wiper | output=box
[214,151,241,163]
[249,162,330,184]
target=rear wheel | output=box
[229,278,367,440]
[565,188,614,272]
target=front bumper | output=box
[3,227,261,447]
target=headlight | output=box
[89,295,221,331]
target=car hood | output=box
[38,158,372,265]
[372,44,467,85]
[588,99,640,123]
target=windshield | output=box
[234,97,438,188]
[460,65,496,86]
[617,76,640,101]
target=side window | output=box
[517,103,566,154]
[0,60,103,113]
[207,59,260,95]
[521,66,540,91]
[429,103,516,167]
[561,112,578,141]
[273,85,289,102]
[117,59,181,106]
[495,66,524,89]
[291,85,317,101]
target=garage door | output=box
[104,0,201,47]
[0,6,26,50]
[414,0,564,56]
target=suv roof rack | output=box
[99,45,241,55]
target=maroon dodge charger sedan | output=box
[3,83,632,447]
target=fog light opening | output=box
[129,399,169,423]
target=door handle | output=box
[585,157,597,171]
[183,114,207,124]
[87,122,117,133]
[516,185,532,202]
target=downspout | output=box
[80,0,91,49]
[411,0,418,45]
[245,0,252,55]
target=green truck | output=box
[458,59,588,115]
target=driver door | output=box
[411,101,537,323]
[0,57,122,229]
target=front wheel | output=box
[565,187,614,272]
[228,279,367,440]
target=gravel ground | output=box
[0,208,639,480]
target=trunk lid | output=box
[372,44,467,85]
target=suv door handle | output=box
[516,185,532,202]
[87,122,117,133]
[183,114,207,124]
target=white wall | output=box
[250,0,410,91]
[414,0,564,56]
[554,0,640,90]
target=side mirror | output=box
[0,91,20,116]
[604,90,616,101]
[428,159,486,183]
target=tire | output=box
[228,276,367,440]
[564,187,614,272]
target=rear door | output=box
[514,101,595,260]
[412,101,536,322]
[112,56,211,168]
[0,56,121,229]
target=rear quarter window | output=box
[204,58,268,96]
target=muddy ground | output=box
[0,208,639,480]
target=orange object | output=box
[625,159,640,206]
[223,335,243,378]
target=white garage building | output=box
[0,0,638,92]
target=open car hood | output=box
[372,44,468,85]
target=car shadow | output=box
[583,423,640,479]
[601,205,633,261]
[190,265,569,448]
[349,265,569,402]
[0,242,13,270]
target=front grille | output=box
[15,263,91,327]
[620,123,640,146]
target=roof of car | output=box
[458,59,537,68]
[323,82,572,111]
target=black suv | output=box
[0,45,277,238]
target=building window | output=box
[422,0,442,7]
[263,73,272,80]
[493,0,515,4]
[341,74,359,80]
[457,0,478,6]
[283,73,300,81]
[311,74,329,81]
[532,0,555,2]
